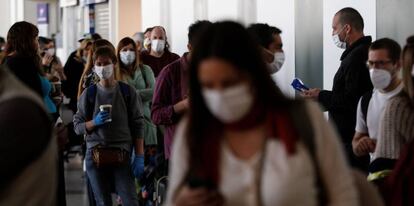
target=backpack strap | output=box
[361,90,373,123]
[118,81,131,107]
[118,81,136,142]
[86,84,97,121]
[289,100,326,205]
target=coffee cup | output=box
[99,104,112,122]
[51,81,62,97]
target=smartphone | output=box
[291,78,309,92]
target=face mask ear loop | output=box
[342,24,350,44]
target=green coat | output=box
[124,64,157,145]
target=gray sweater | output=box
[376,92,414,160]
[73,82,144,151]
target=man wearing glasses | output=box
[352,38,402,180]
[303,8,373,171]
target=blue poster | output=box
[37,3,49,24]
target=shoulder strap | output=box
[361,90,373,123]
[86,84,97,120]
[118,81,131,105]
[118,81,133,127]
[289,100,326,206]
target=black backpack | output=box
[361,91,373,123]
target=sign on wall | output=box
[37,3,49,24]
[37,3,49,37]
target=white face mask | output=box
[120,51,136,66]
[268,52,285,74]
[332,26,347,49]
[370,68,392,90]
[94,64,114,80]
[151,39,165,53]
[143,38,151,51]
[202,83,253,123]
[46,48,55,56]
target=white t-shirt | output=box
[166,101,358,206]
[355,83,403,140]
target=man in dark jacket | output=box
[303,7,373,170]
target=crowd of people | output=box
[0,6,413,206]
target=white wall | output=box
[141,0,378,96]
[257,0,295,97]
[141,0,162,30]
[322,0,376,90]
[24,1,38,26]
[207,0,238,22]
[141,0,296,96]
[0,0,12,38]
[169,0,194,56]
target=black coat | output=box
[318,36,373,146]
[62,51,85,112]
[3,55,43,97]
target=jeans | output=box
[85,148,139,206]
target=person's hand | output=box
[353,136,376,156]
[93,111,110,126]
[175,186,224,206]
[132,154,144,178]
[52,95,63,106]
[174,98,189,114]
[42,53,54,67]
[301,88,321,99]
[52,61,64,73]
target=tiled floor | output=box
[65,154,121,206]
[65,154,89,206]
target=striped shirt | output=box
[375,92,414,160]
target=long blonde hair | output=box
[75,39,92,61]
[402,35,414,106]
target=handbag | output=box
[92,146,128,168]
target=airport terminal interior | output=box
[1,0,414,206]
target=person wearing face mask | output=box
[375,36,414,194]
[73,46,145,206]
[140,27,153,52]
[117,37,157,159]
[152,20,212,162]
[39,37,66,81]
[351,38,403,181]
[166,21,360,206]
[131,32,145,52]
[140,26,180,77]
[303,7,373,171]
[247,23,285,75]
[77,39,116,99]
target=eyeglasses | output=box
[366,60,394,68]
